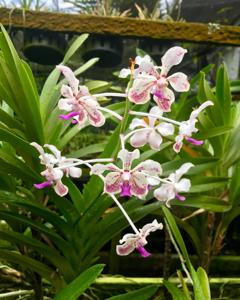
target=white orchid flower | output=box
[57,65,105,127]
[154,163,194,207]
[128,106,174,150]
[31,143,82,197]
[91,149,162,199]
[173,101,214,152]
[117,219,163,257]
[126,47,190,112]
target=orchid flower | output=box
[126,106,174,150]
[173,101,214,152]
[31,142,113,197]
[154,163,194,207]
[116,219,163,257]
[31,142,82,196]
[125,47,190,111]
[91,149,162,198]
[57,65,123,127]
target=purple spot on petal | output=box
[186,137,204,146]
[136,246,151,258]
[59,111,79,120]
[34,181,52,189]
[175,194,186,201]
[120,183,132,197]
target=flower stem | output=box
[54,158,114,170]
[110,194,140,235]
[129,110,181,126]
[98,106,123,121]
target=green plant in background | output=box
[0,21,239,300]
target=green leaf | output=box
[196,126,233,139]
[163,281,189,300]
[53,264,104,300]
[0,249,64,289]
[197,267,211,300]
[173,195,231,212]
[63,34,89,63]
[0,229,76,282]
[106,285,159,300]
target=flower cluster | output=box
[31,46,213,258]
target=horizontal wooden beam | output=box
[1,8,240,45]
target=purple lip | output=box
[120,183,131,197]
[34,181,52,189]
[136,246,151,258]
[186,137,204,146]
[59,111,79,120]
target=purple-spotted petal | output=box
[153,87,175,112]
[116,242,135,256]
[57,65,79,96]
[167,72,190,92]
[128,76,155,104]
[118,149,140,171]
[161,46,187,75]
[105,172,122,194]
[53,180,68,197]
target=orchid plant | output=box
[0,24,238,299]
[31,46,213,258]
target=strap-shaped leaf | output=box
[106,285,159,300]
[53,264,104,300]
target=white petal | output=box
[167,72,190,92]
[161,46,187,75]
[156,122,174,136]
[189,101,214,121]
[130,172,149,197]
[135,160,162,176]
[154,184,175,202]
[135,55,151,65]
[175,163,194,182]
[61,84,74,98]
[148,130,162,150]
[44,144,62,161]
[31,142,45,157]
[129,118,147,130]
[175,178,191,193]
[130,129,149,148]
[117,149,140,170]
[90,163,110,175]
[56,65,79,95]
[179,120,197,136]
[119,68,131,78]
[148,106,162,127]
[69,167,82,178]
[58,98,74,111]
[141,220,163,237]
